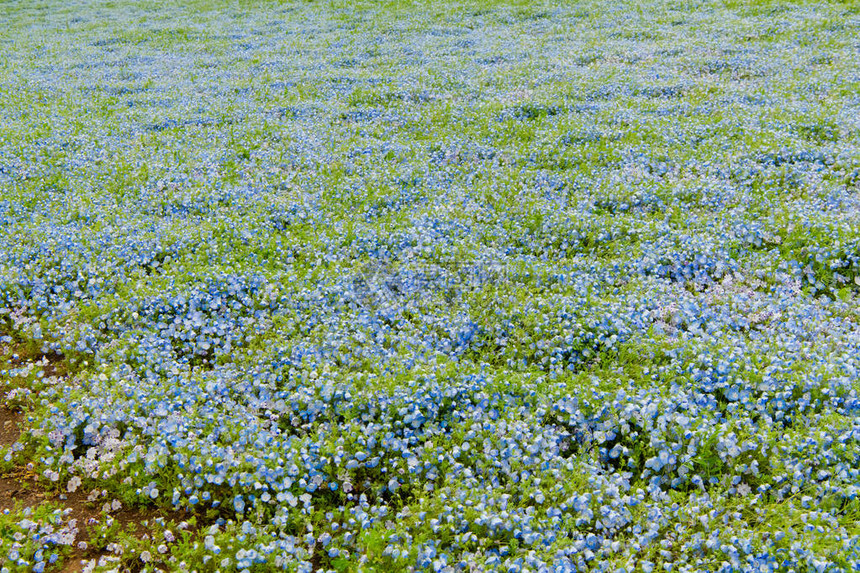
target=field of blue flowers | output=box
[1,0,859,571]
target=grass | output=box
[1,0,859,571]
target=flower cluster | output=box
[1,0,859,571]
[0,505,77,573]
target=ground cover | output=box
[1,0,859,571]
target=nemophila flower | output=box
[1,3,859,572]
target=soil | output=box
[0,403,23,448]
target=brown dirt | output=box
[0,404,23,447]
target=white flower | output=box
[67,476,82,493]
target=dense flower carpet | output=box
[1,0,859,571]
